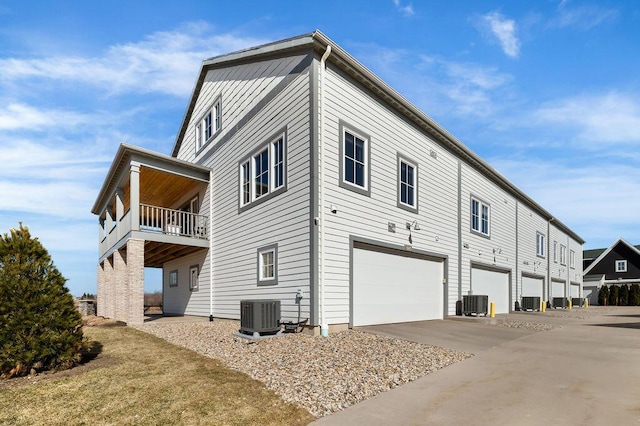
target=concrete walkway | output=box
[313,307,640,425]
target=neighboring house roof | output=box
[583,248,606,260]
[169,30,584,244]
[583,238,640,276]
[92,143,210,215]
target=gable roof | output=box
[583,238,640,275]
[169,30,584,245]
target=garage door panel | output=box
[570,284,580,298]
[552,281,565,298]
[353,248,443,326]
[522,276,544,298]
[471,268,510,314]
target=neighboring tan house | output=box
[92,31,584,330]
[583,238,640,305]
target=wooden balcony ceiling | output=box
[144,241,205,268]
[140,167,201,207]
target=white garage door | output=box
[522,276,544,298]
[583,285,598,305]
[552,281,565,298]
[471,267,510,314]
[570,283,580,298]
[352,246,444,326]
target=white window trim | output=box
[195,97,222,153]
[470,196,490,237]
[553,241,558,263]
[536,232,546,258]
[397,153,418,213]
[169,270,178,288]
[338,120,371,197]
[615,259,627,273]
[570,250,575,269]
[189,265,199,291]
[257,244,278,286]
[239,130,287,211]
[560,245,567,266]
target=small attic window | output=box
[615,260,627,273]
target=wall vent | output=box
[239,300,281,336]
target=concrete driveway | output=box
[313,307,640,425]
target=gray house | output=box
[92,31,584,331]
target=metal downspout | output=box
[319,44,332,336]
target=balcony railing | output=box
[139,204,208,239]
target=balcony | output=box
[94,143,211,264]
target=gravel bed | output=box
[136,320,470,417]
[494,320,555,331]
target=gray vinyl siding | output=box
[321,64,459,323]
[516,202,550,299]
[163,250,208,315]
[202,63,312,322]
[460,164,517,308]
[176,53,309,163]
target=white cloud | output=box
[0,22,267,97]
[478,12,521,58]
[0,103,89,130]
[533,91,640,144]
[392,0,414,17]
[488,159,640,247]
[552,1,618,30]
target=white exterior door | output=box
[471,267,510,314]
[352,247,444,326]
[522,276,544,298]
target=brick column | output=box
[105,256,115,319]
[97,262,105,317]
[114,248,127,322]
[127,239,145,325]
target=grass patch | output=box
[0,325,314,425]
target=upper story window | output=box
[195,97,222,152]
[570,250,576,269]
[536,232,546,257]
[339,121,370,197]
[615,259,627,273]
[560,244,567,265]
[471,197,490,237]
[239,131,287,210]
[397,154,418,213]
[553,241,558,263]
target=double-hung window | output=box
[536,232,546,257]
[570,250,576,269]
[257,244,278,285]
[239,133,286,209]
[339,121,370,196]
[560,245,567,265]
[195,97,222,152]
[471,197,490,236]
[397,154,418,213]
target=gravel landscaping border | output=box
[136,320,470,417]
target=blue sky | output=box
[1,0,638,296]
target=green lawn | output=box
[0,324,315,425]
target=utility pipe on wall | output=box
[319,44,332,337]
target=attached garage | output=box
[471,266,510,314]
[583,285,598,306]
[551,280,565,298]
[522,275,544,299]
[570,282,580,299]
[352,242,445,327]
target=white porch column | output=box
[130,163,140,232]
[115,189,124,222]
